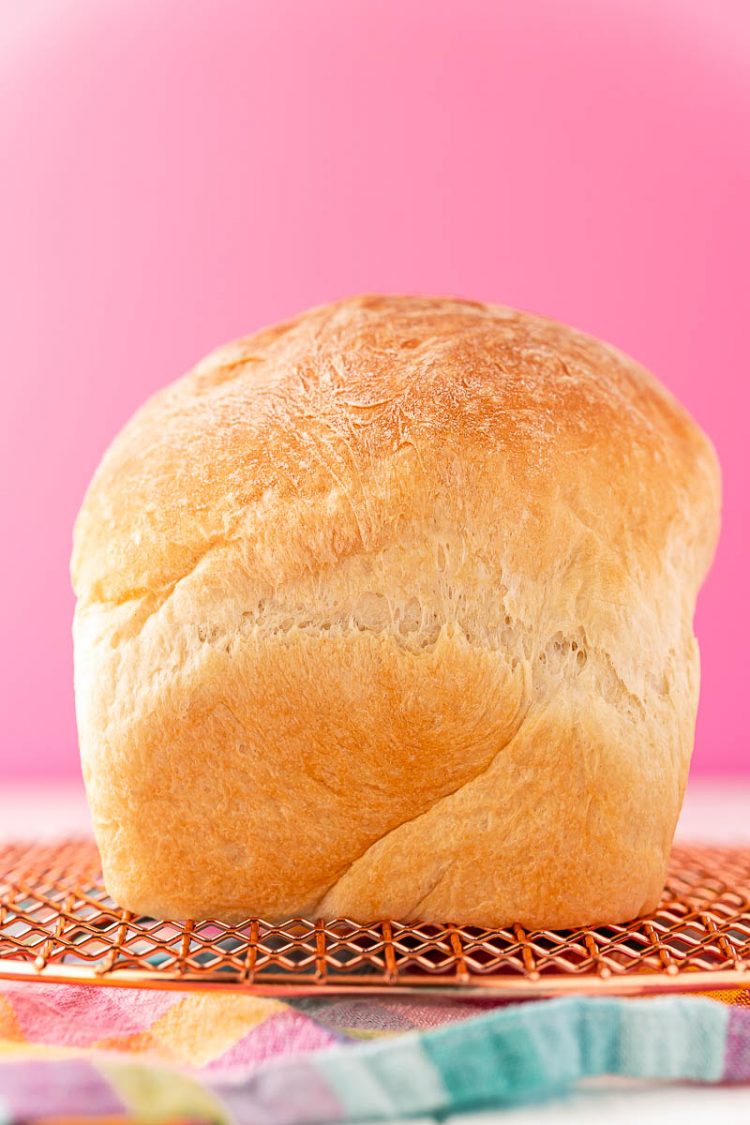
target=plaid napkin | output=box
[0,983,749,1123]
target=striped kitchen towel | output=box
[1,984,749,1123]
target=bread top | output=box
[72,295,720,636]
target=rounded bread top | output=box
[72,295,720,608]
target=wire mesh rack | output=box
[1,838,750,997]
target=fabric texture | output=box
[0,984,749,1123]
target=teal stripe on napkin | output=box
[618,996,727,1081]
[314,996,730,1120]
[318,1036,447,1118]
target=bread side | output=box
[72,296,720,924]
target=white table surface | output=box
[1,779,749,1124]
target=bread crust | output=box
[72,295,721,925]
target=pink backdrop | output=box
[1,0,747,778]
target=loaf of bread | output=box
[72,296,720,927]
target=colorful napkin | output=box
[1,983,749,1123]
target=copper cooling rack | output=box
[1,838,750,997]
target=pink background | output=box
[1,0,747,779]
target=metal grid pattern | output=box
[1,839,750,996]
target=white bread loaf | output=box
[71,295,720,926]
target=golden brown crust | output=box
[72,295,721,925]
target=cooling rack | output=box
[1,838,749,997]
